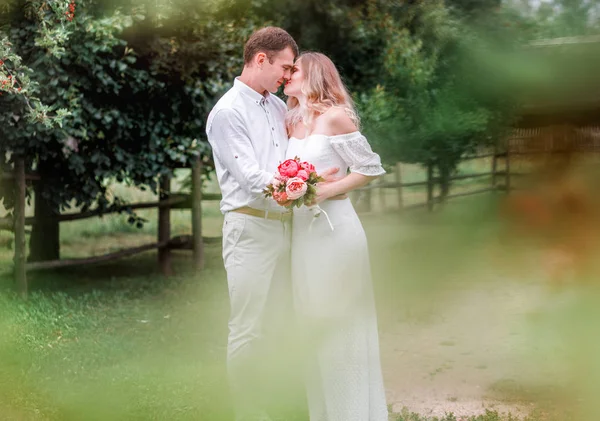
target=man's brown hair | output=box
[243,27,299,65]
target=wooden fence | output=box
[3,125,597,298]
[3,151,508,298]
[0,148,523,298]
[353,150,510,213]
[353,125,600,212]
[0,158,218,298]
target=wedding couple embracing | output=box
[206,26,388,421]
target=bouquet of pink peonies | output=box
[263,157,324,208]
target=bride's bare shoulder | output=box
[319,106,358,136]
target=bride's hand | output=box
[315,183,333,205]
[308,181,347,206]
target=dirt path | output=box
[378,276,557,418]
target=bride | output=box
[283,52,388,421]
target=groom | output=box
[207,27,325,420]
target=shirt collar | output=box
[234,77,270,105]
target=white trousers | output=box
[222,211,292,420]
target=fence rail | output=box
[358,170,504,191]
[0,147,528,297]
[0,193,223,230]
[4,152,511,297]
[5,124,599,297]
[1,172,41,181]
[1,158,215,298]
[460,152,505,160]
[354,149,512,213]
[24,235,222,272]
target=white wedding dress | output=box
[286,132,388,421]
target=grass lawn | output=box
[0,186,597,420]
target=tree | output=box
[446,0,502,22]
[0,0,250,261]
[218,0,387,93]
[360,0,517,201]
[550,0,600,36]
[515,0,600,38]
[0,1,71,126]
[1,1,75,261]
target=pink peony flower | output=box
[278,159,301,178]
[296,169,309,181]
[274,170,287,182]
[299,161,316,174]
[272,190,290,205]
[271,177,282,189]
[286,177,308,200]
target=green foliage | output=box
[223,0,387,93]
[0,1,72,128]
[394,407,526,421]
[354,0,599,191]
[533,0,600,38]
[0,244,303,420]
[0,36,70,127]
[30,0,77,56]
[446,0,501,17]
[0,0,251,215]
[359,0,517,197]
[2,0,598,217]
[501,0,600,39]
[0,198,567,421]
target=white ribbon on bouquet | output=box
[308,205,334,232]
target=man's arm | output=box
[207,109,274,195]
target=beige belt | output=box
[233,206,292,222]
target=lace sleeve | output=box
[330,132,386,176]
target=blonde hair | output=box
[286,52,360,134]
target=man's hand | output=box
[318,167,347,201]
[319,167,341,182]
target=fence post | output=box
[364,188,372,213]
[427,161,434,212]
[395,162,404,211]
[491,143,498,190]
[29,162,60,263]
[191,158,204,270]
[505,147,511,193]
[13,157,27,299]
[378,176,386,212]
[158,174,172,276]
[353,188,372,214]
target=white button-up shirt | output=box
[206,78,289,214]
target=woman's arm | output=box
[314,172,379,204]
[312,107,383,204]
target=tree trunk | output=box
[158,175,172,276]
[191,158,205,270]
[29,183,60,263]
[13,157,27,298]
[426,162,435,211]
[437,163,452,204]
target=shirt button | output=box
[271,127,274,131]
[276,144,279,147]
